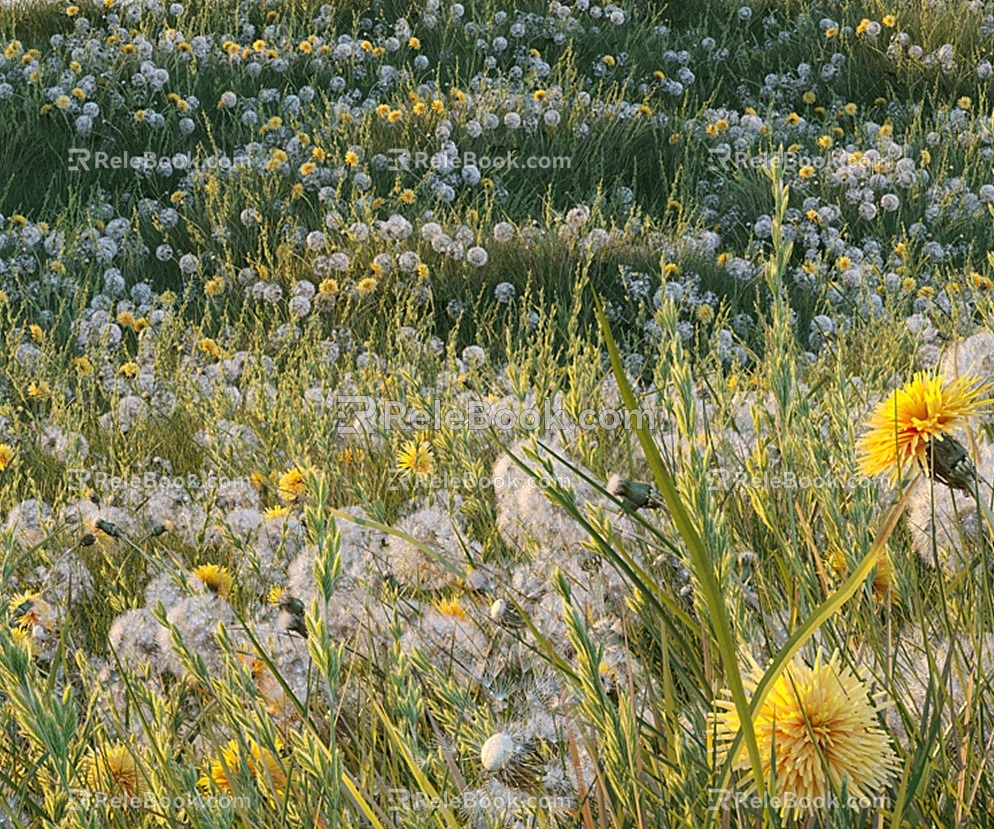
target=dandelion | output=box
[84,743,146,798]
[480,732,544,791]
[0,444,14,471]
[857,372,990,483]
[201,739,286,797]
[192,563,234,598]
[278,467,307,502]
[357,276,378,295]
[396,439,433,477]
[711,651,898,818]
[28,381,50,398]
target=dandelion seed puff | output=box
[109,608,163,668]
[384,507,464,590]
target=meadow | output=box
[3,0,994,826]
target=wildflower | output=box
[711,651,898,818]
[198,338,221,358]
[202,740,286,797]
[277,467,307,502]
[192,563,234,598]
[434,596,468,620]
[264,505,290,520]
[0,444,14,471]
[83,744,146,798]
[857,372,990,483]
[396,439,433,477]
[119,362,138,379]
[28,381,51,398]
[357,276,378,295]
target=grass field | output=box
[3,0,994,826]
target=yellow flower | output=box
[84,744,146,798]
[798,165,815,179]
[66,5,79,15]
[119,362,138,379]
[192,563,234,598]
[408,36,420,49]
[357,276,378,295]
[201,739,286,797]
[28,381,50,398]
[0,444,14,471]
[882,14,896,26]
[602,55,615,66]
[415,263,429,278]
[74,356,94,375]
[28,324,44,342]
[277,467,307,502]
[344,150,359,166]
[434,596,468,620]
[710,651,898,819]
[857,372,991,480]
[198,338,221,358]
[396,439,433,477]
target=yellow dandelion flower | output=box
[857,372,991,480]
[396,439,433,477]
[710,651,899,819]
[434,596,468,620]
[202,740,286,797]
[74,356,94,375]
[357,276,378,295]
[198,338,221,358]
[192,563,234,598]
[119,362,138,379]
[277,468,307,503]
[408,36,420,49]
[0,444,14,471]
[344,150,359,166]
[28,381,51,398]
[264,505,290,521]
[84,744,146,798]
